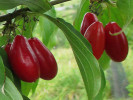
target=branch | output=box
[0,8,30,22]
[51,0,71,5]
[0,0,71,22]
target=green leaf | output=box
[0,0,52,13]
[5,67,14,82]
[117,0,133,17]
[98,51,110,70]
[0,56,5,89]
[0,0,19,10]
[94,67,106,100]
[13,76,21,93]
[41,14,103,100]
[0,36,8,47]
[21,81,33,96]
[21,79,39,96]
[32,79,39,94]
[4,77,23,100]
[98,6,125,27]
[0,47,10,68]
[22,95,30,100]
[39,7,57,47]
[0,91,10,100]
[74,0,90,31]
[25,0,52,13]
[0,48,15,90]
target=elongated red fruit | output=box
[84,21,105,59]
[9,35,40,82]
[104,22,128,62]
[80,12,98,35]
[28,38,57,80]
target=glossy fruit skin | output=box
[5,43,11,55]
[28,38,57,80]
[84,21,105,60]
[80,12,98,35]
[9,35,40,82]
[104,22,128,62]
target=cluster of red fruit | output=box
[80,12,128,62]
[5,35,57,82]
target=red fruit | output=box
[80,12,98,35]
[9,35,40,82]
[5,43,11,55]
[104,22,128,62]
[28,38,57,80]
[84,21,105,60]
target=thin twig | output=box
[0,0,71,22]
[0,8,30,22]
[51,0,71,5]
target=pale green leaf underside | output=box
[0,56,5,89]
[0,91,10,100]
[4,77,23,100]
